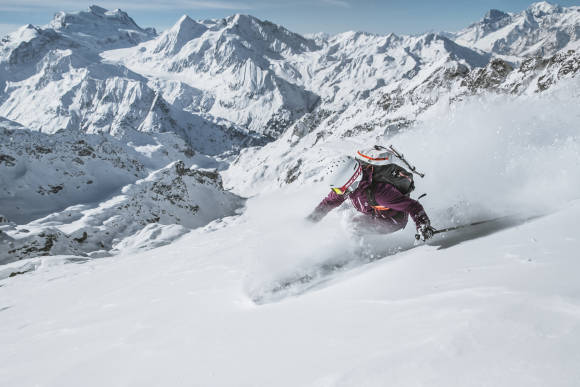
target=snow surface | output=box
[1,194,580,387]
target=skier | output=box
[307,145,435,240]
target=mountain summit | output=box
[152,15,207,56]
[49,5,156,49]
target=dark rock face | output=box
[342,123,376,138]
[537,50,580,91]
[0,154,16,166]
[379,92,406,113]
[291,110,332,140]
[34,145,52,154]
[3,229,85,263]
[514,50,580,91]
[462,59,514,92]
[285,159,303,184]
[484,9,510,23]
[74,141,95,157]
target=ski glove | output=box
[416,221,435,241]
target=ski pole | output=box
[386,145,425,178]
[432,215,513,235]
[415,214,514,240]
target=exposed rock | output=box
[463,59,514,92]
[285,159,303,184]
[0,154,16,166]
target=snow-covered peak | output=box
[0,24,41,55]
[450,2,579,57]
[0,122,244,261]
[152,15,207,55]
[0,23,66,67]
[228,13,257,25]
[176,14,200,28]
[51,5,141,32]
[12,24,39,39]
[49,5,156,49]
[527,1,562,16]
[219,13,320,55]
[142,12,319,63]
[329,30,378,43]
[117,12,322,137]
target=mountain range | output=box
[0,1,579,262]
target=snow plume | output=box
[240,187,353,298]
[392,78,580,225]
[241,185,421,303]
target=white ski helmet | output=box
[355,145,396,166]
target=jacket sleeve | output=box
[373,184,430,226]
[307,190,348,222]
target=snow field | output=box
[1,195,579,386]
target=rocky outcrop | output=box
[463,59,514,92]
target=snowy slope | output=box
[1,192,579,386]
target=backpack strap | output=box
[365,184,390,213]
[364,165,391,214]
[365,185,378,207]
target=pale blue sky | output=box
[0,0,578,37]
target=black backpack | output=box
[366,163,415,208]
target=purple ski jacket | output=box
[311,166,429,232]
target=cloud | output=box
[0,0,252,12]
[320,0,350,8]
